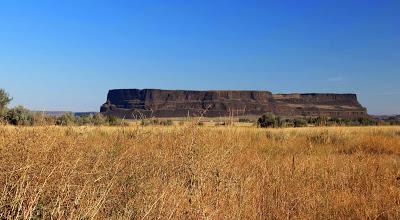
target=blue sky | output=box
[0,0,399,114]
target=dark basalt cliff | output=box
[101,89,368,118]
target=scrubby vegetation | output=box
[1,110,125,127]
[0,88,125,126]
[0,125,399,219]
[1,89,399,128]
[140,118,174,126]
[257,113,397,128]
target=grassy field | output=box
[0,124,399,219]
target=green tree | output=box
[0,89,12,117]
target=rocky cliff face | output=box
[101,89,368,119]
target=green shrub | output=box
[92,113,107,125]
[76,114,93,125]
[315,116,328,126]
[5,106,33,126]
[73,113,107,126]
[106,115,127,126]
[294,118,307,127]
[141,118,174,126]
[258,113,279,128]
[56,113,76,126]
[106,115,119,125]
[357,117,376,126]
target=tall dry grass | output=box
[0,125,399,219]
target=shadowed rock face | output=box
[101,89,368,118]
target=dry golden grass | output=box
[0,125,400,219]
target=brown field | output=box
[0,125,400,219]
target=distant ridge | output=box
[35,111,98,117]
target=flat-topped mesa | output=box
[100,89,368,119]
[101,89,274,118]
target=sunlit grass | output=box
[0,125,399,219]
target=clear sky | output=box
[0,0,399,114]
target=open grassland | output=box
[0,125,400,219]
